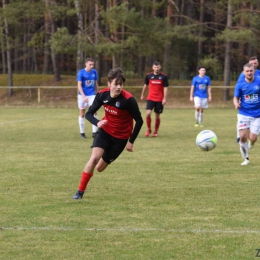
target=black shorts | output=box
[92,128,128,164]
[146,100,164,114]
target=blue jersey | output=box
[191,75,211,98]
[77,68,98,96]
[237,69,260,82]
[234,76,260,117]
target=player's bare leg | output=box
[72,148,104,199]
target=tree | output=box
[74,0,84,71]
[0,29,7,74]
[2,0,13,96]
[44,0,61,81]
[223,0,232,101]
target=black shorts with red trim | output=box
[92,128,128,164]
[146,100,164,114]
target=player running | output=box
[72,67,143,199]
[233,63,260,166]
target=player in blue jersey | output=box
[77,58,99,138]
[190,67,212,127]
[237,56,260,82]
[233,63,260,166]
[236,56,260,142]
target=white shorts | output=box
[237,114,260,135]
[194,97,208,108]
[77,94,95,110]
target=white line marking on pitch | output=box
[0,114,69,125]
[1,227,260,234]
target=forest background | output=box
[1,0,260,101]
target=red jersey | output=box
[86,88,143,142]
[144,72,169,102]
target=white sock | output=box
[239,141,248,159]
[79,116,85,134]
[92,114,98,133]
[236,124,240,139]
[199,113,203,124]
[195,111,199,122]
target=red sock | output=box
[146,116,151,129]
[155,118,160,132]
[78,172,93,192]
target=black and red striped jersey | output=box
[86,87,143,142]
[144,72,169,102]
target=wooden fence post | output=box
[38,87,40,103]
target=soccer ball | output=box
[196,130,217,151]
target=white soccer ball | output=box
[196,130,217,151]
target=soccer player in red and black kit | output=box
[141,61,169,137]
[72,67,143,199]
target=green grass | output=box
[0,107,260,260]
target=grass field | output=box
[0,107,260,260]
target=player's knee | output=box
[96,166,103,172]
[95,160,108,172]
[96,164,106,172]
[249,136,257,143]
[240,134,247,142]
[88,156,100,168]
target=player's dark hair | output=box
[153,61,160,66]
[107,67,125,84]
[198,66,206,70]
[85,57,94,63]
[249,56,258,61]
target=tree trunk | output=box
[137,4,145,77]
[247,4,254,57]
[163,0,174,75]
[180,0,185,25]
[44,0,61,81]
[43,11,51,74]
[13,37,18,72]
[223,1,232,101]
[198,0,204,58]
[23,19,28,73]
[32,47,38,73]
[3,0,13,96]
[1,31,7,74]
[74,0,84,71]
[109,0,119,67]
[95,2,102,84]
